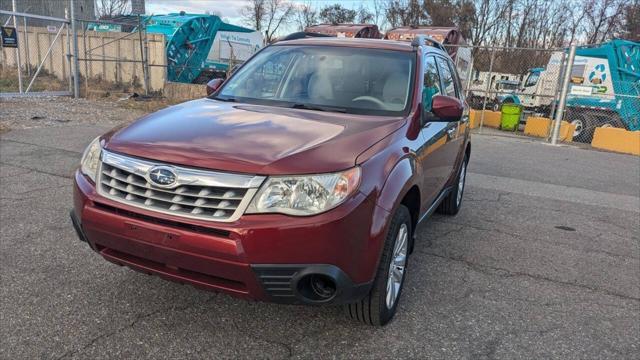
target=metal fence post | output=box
[479,46,496,133]
[137,15,149,95]
[69,0,80,98]
[12,0,23,93]
[22,16,30,76]
[550,44,576,145]
[464,46,474,98]
[65,8,72,93]
[143,27,150,94]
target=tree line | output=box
[241,0,638,46]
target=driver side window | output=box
[423,56,442,112]
[525,73,539,87]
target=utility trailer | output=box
[304,24,382,39]
[384,26,472,90]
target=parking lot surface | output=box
[1,99,639,359]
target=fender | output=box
[364,156,417,282]
[375,157,417,213]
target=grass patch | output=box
[0,66,68,92]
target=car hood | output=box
[104,99,406,175]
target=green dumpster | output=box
[500,103,522,131]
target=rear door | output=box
[434,55,464,183]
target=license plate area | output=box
[124,221,180,247]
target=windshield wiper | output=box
[290,103,347,113]
[212,96,236,102]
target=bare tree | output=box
[356,5,374,23]
[319,4,357,24]
[96,0,129,18]
[242,0,294,42]
[385,0,428,28]
[263,0,294,42]
[372,0,387,29]
[294,1,318,31]
[623,0,640,41]
[241,0,266,31]
[584,0,625,43]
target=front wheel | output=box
[344,205,411,326]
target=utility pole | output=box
[69,0,80,98]
[12,0,23,93]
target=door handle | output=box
[447,126,457,139]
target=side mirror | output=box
[429,95,463,122]
[206,78,224,96]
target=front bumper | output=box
[72,171,388,304]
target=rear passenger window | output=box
[436,57,457,98]
[423,56,441,111]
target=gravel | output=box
[0,97,149,131]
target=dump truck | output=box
[384,26,472,89]
[145,13,262,83]
[88,13,263,84]
[503,40,639,141]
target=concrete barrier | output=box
[558,121,576,142]
[591,127,640,156]
[470,110,501,128]
[524,117,551,137]
[524,117,574,142]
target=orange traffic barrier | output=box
[524,117,551,137]
[592,127,640,155]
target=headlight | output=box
[246,167,361,216]
[80,137,102,182]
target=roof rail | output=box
[279,31,335,41]
[411,35,446,52]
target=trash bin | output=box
[500,103,522,131]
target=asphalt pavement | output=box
[1,122,639,359]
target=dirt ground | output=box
[0,96,171,132]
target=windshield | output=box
[215,45,415,116]
[524,72,540,87]
[498,82,519,91]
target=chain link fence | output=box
[1,11,73,96]
[561,43,640,143]
[76,17,154,97]
[3,6,638,148]
[450,42,639,144]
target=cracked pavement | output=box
[1,117,639,359]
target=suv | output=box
[71,36,470,326]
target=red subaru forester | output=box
[71,35,470,326]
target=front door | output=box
[416,55,457,212]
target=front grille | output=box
[97,150,265,222]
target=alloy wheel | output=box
[456,160,467,206]
[386,223,408,309]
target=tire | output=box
[343,205,411,326]
[437,154,468,215]
[570,110,625,143]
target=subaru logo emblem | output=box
[148,166,177,187]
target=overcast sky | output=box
[145,0,377,33]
